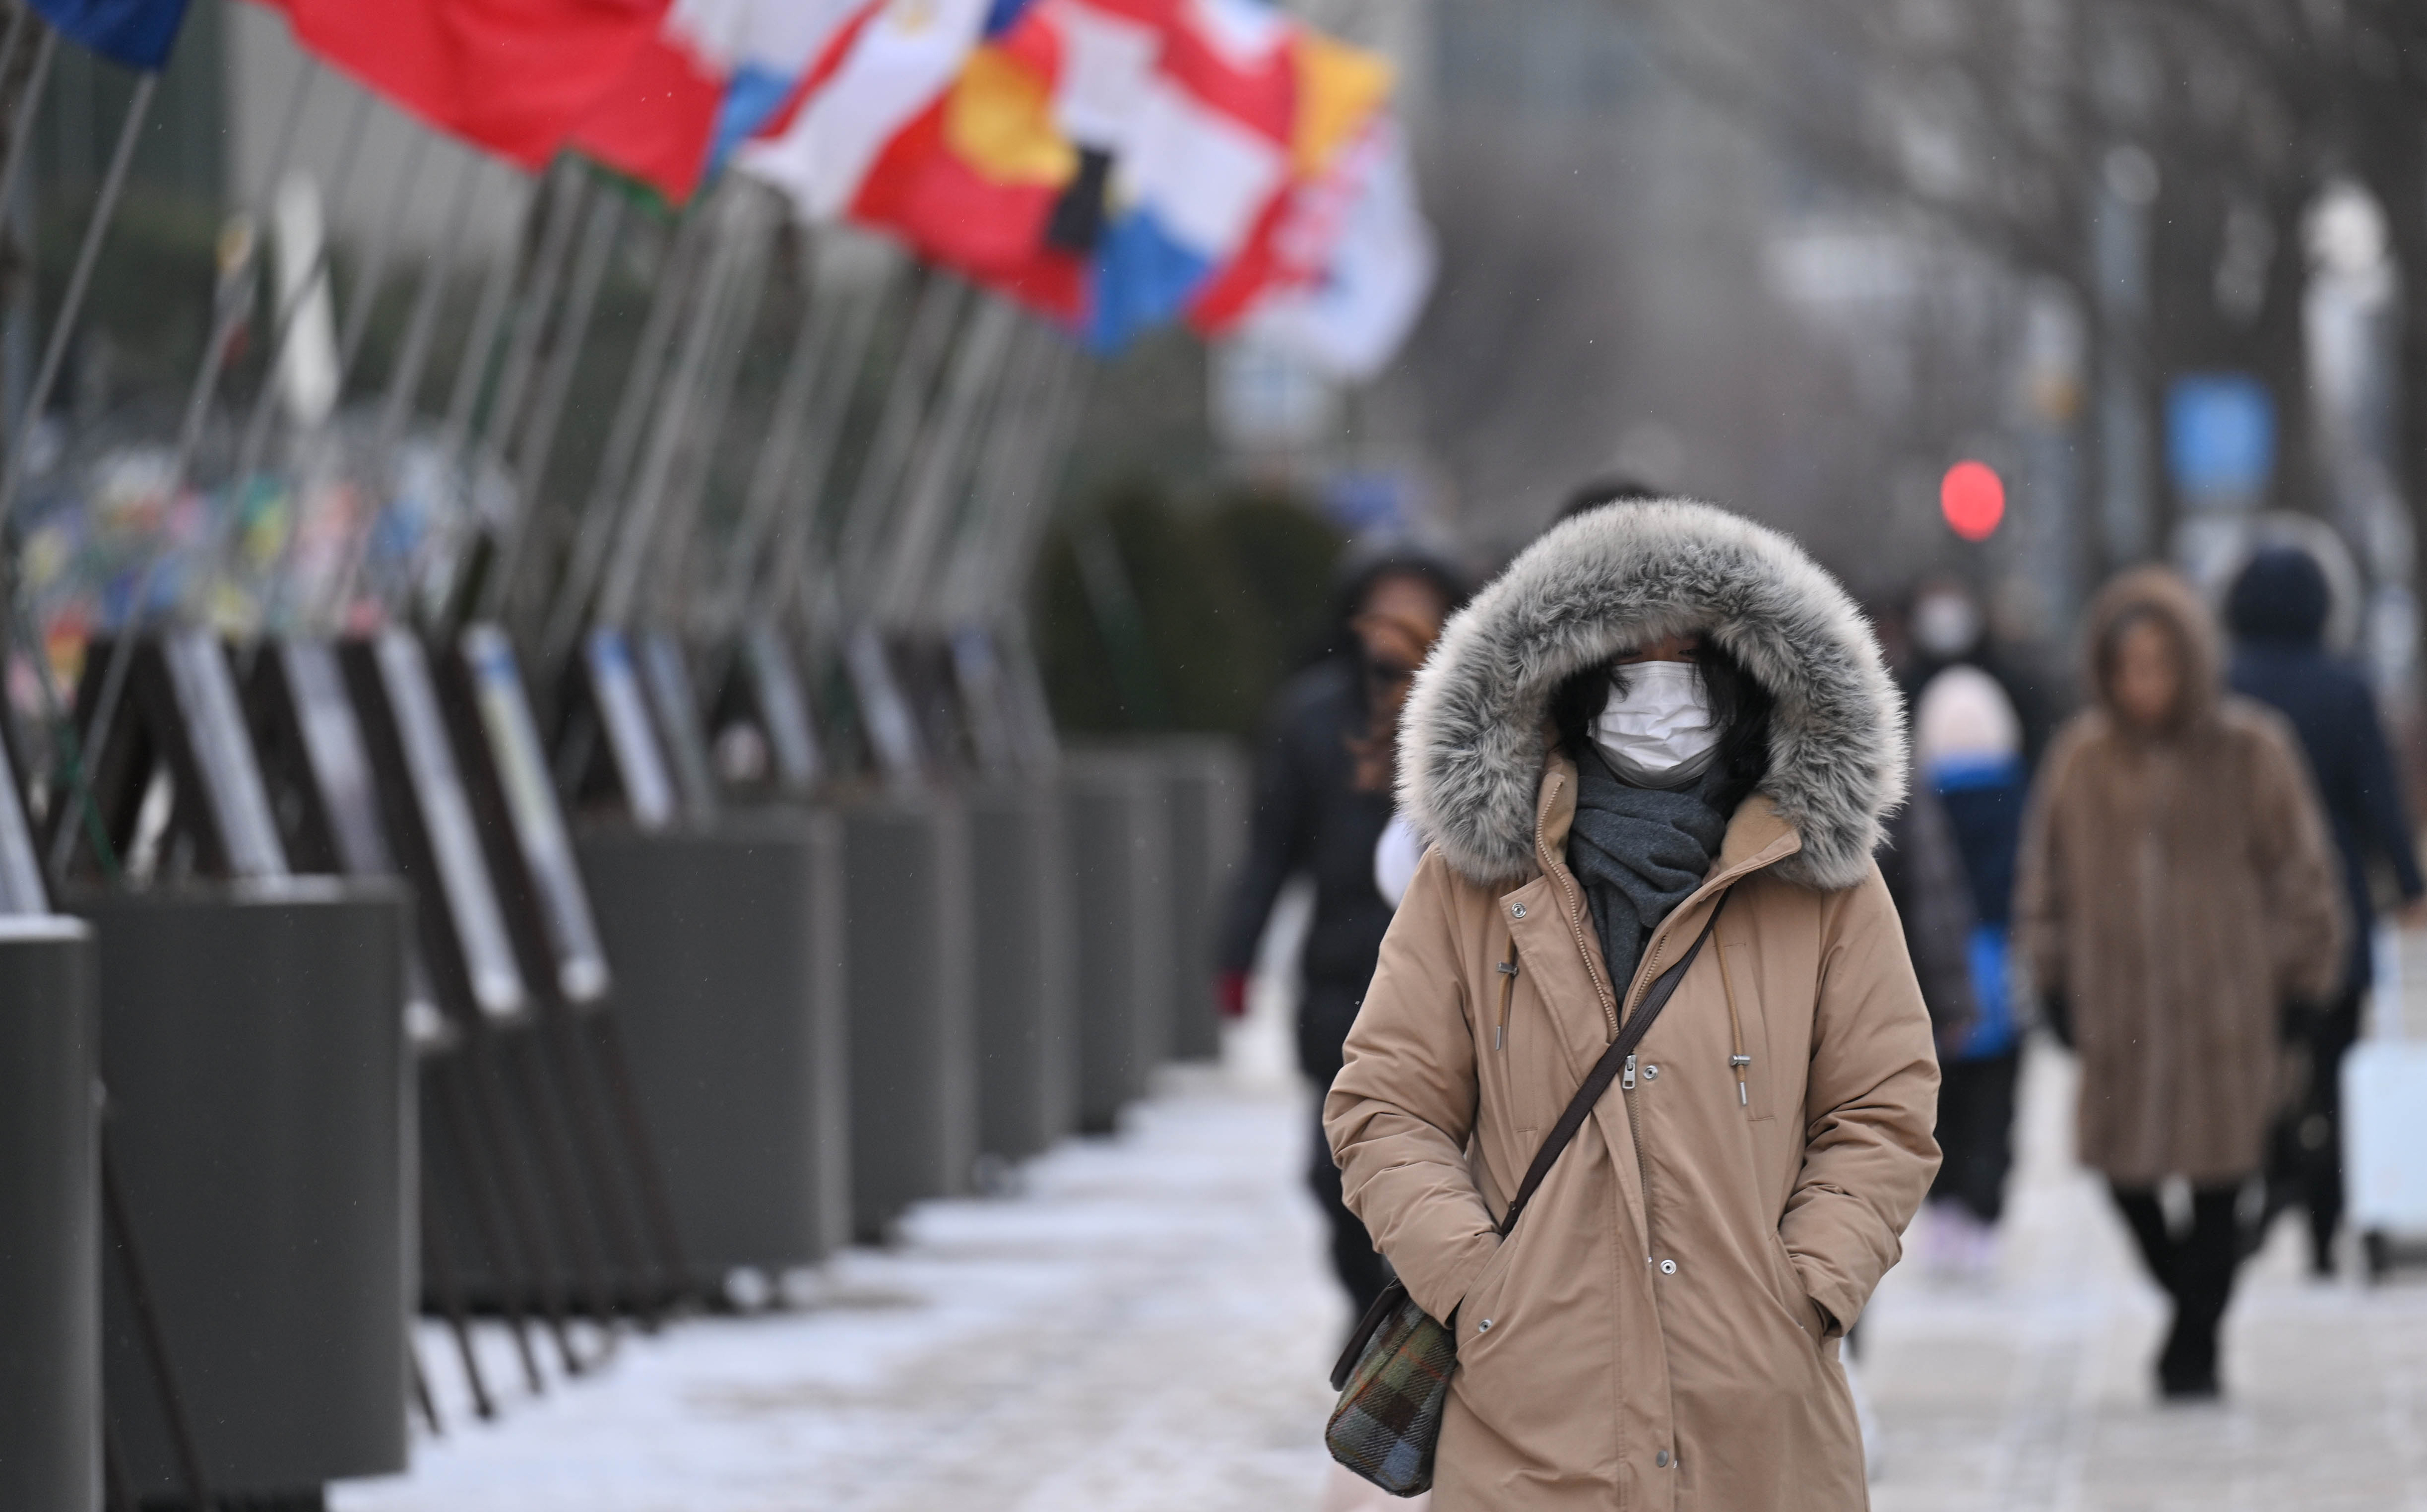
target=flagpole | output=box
[34,55,339,879]
[373,154,488,462]
[334,129,431,386]
[0,71,155,533]
[489,187,623,633]
[594,185,771,630]
[937,317,1059,624]
[228,84,374,488]
[639,197,781,633]
[480,162,587,465]
[871,294,1021,627]
[706,234,832,638]
[308,151,487,632]
[978,341,1089,623]
[9,70,158,882]
[0,24,56,259]
[538,208,714,667]
[752,251,899,634]
[831,270,970,617]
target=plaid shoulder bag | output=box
[1324,891,1731,1497]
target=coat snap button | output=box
[1659,1258,1677,1275]
[1656,1450,1672,1468]
[1510,902,1527,919]
[1643,1064,1659,1080]
[1476,1318,1492,1332]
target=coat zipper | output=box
[1532,778,1788,1257]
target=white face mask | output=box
[1592,659,1721,789]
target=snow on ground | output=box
[337,934,2427,1511]
[335,1066,1348,1512]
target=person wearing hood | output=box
[2015,566,2345,1400]
[2223,545,2426,1275]
[1326,501,1939,1509]
[1218,550,1465,1321]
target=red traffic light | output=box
[1940,460,2004,542]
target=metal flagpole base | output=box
[73,880,411,1501]
[574,812,850,1297]
[0,916,100,1512]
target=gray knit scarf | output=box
[1566,745,1731,997]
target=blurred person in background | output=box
[1911,663,2030,1277]
[2223,545,2427,1275]
[1329,501,1938,1507]
[1903,576,2057,766]
[1218,549,1465,1321]
[2016,567,2344,1400]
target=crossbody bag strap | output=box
[1493,888,1731,1240]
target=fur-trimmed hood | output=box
[1399,499,1906,891]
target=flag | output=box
[1187,21,1389,333]
[32,0,191,69]
[826,0,1306,350]
[1076,0,1294,349]
[564,18,723,203]
[567,0,876,204]
[1233,117,1433,379]
[249,0,672,171]
[734,0,993,223]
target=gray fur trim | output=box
[1399,499,1906,891]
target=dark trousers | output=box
[2110,1183,2243,1392]
[1930,1048,2022,1223]
[2266,988,2363,1272]
[1303,982,1391,1321]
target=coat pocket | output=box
[1723,942,1775,1122]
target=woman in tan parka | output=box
[1326,501,1940,1511]
[2013,567,2343,1400]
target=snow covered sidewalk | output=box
[334,1068,1350,1512]
[336,1031,2427,1511]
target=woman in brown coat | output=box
[2014,567,2343,1399]
[1326,501,1940,1510]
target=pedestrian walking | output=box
[1912,663,2030,1275]
[1326,501,1939,1508]
[2223,544,2427,1275]
[2015,566,2345,1399]
[1218,550,1464,1323]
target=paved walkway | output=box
[336,1035,2427,1511]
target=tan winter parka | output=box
[1328,502,1942,1511]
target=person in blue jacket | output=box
[2226,545,2427,1275]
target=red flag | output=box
[252,0,671,170]
[563,24,724,203]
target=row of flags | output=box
[38,0,1431,377]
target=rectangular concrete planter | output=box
[966,780,1075,1167]
[576,814,850,1287]
[839,796,977,1239]
[1061,755,1173,1133]
[0,917,98,1512]
[76,881,410,1502]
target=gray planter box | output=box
[967,780,1075,1167]
[0,917,98,1512]
[1061,755,1173,1133]
[840,797,976,1239]
[76,882,410,1502]
[577,813,850,1288]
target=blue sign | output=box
[2167,373,2275,505]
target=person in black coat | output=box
[2226,545,2427,1275]
[1216,551,1463,1319]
